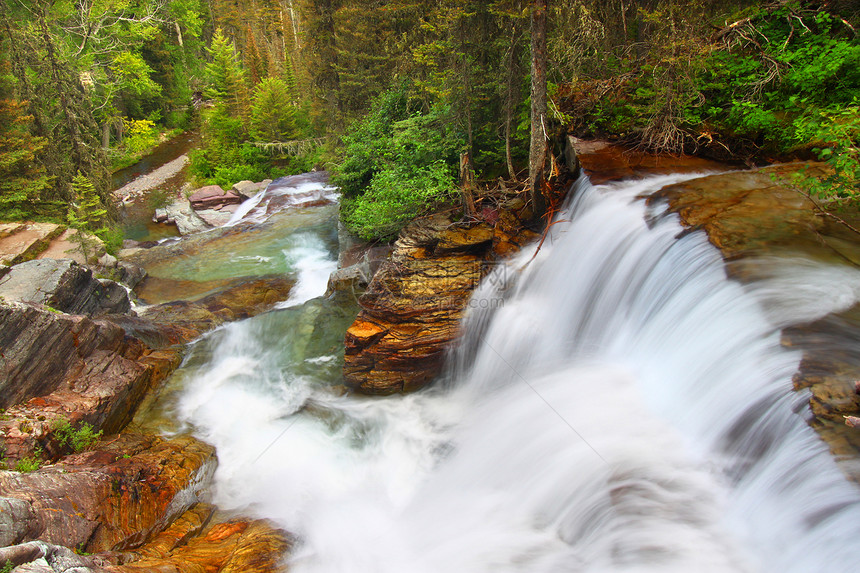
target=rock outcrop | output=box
[0,434,215,553]
[343,208,539,394]
[0,259,130,316]
[648,161,860,478]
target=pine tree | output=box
[205,28,248,117]
[67,172,107,262]
[250,77,298,141]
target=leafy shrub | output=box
[52,417,103,452]
[122,118,161,154]
[341,162,458,241]
[333,83,463,240]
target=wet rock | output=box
[194,207,235,228]
[0,540,105,572]
[0,259,130,316]
[107,516,290,573]
[343,210,531,394]
[0,434,216,553]
[653,161,860,480]
[113,261,147,291]
[188,185,243,211]
[163,197,211,235]
[568,137,727,185]
[137,275,295,342]
[231,180,270,200]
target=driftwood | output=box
[251,137,326,156]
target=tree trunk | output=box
[504,22,519,181]
[528,0,548,220]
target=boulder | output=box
[0,259,130,316]
[231,180,268,200]
[0,433,216,553]
[164,197,211,235]
[188,185,243,211]
[194,207,235,227]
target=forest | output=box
[1,0,858,243]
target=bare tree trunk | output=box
[528,0,548,220]
[504,22,519,180]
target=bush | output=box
[341,162,458,241]
[333,83,463,241]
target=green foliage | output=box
[791,102,860,207]
[334,84,462,241]
[250,77,298,142]
[122,118,161,154]
[52,417,103,452]
[0,96,53,221]
[341,162,458,241]
[14,447,42,473]
[67,172,122,260]
[0,560,10,573]
[205,28,247,115]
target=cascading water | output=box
[166,173,860,572]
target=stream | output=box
[138,172,860,571]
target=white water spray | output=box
[172,173,860,572]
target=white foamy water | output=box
[227,172,339,227]
[173,173,860,572]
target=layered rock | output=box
[0,259,130,316]
[344,208,538,394]
[566,136,728,185]
[188,185,243,211]
[0,434,215,553]
[107,513,290,573]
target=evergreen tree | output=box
[250,77,298,141]
[205,28,248,116]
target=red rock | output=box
[188,185,243,211]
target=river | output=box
[129,170,860,571]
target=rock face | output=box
[0,433,215,553]
[566,136,728,184]
[0,303,159,463]
[343,209,538,394]
[0,223,66,266]
[0,259,131,316]
[108,513,290,573]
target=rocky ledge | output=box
[343,203,541,394]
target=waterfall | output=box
[171,173,860,572]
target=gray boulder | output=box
[0,259,130,316]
